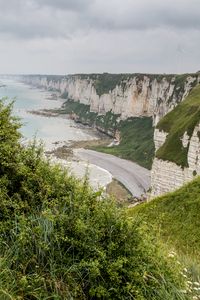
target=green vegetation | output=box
[93,73,130,96]
[156,84,200,167]
[129,176,200,263]
[0,99,193,299]
[60,100,98,126]
[60,100,120,135]
[95,110,121,134]
[60,101,154,169]
[92,117,155,169]
[128,177,200,298]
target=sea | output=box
[0,78,97,149]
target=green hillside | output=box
[156,84,200,167]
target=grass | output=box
[92,117,155,169]
[128,176,200,288]
[156,84,200,167]
[128,176,200,260]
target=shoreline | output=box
[23,84,149,203]
[74,149,150,199]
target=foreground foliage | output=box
[0,100,192,299]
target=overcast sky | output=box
[0,0,199,75]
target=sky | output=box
[0,0,199,75]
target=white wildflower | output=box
[180,289,187,294]
[168,253,175,258]
[168,251,176,258]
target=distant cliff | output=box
[18,73,200,125]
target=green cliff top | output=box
[156,83,200,167]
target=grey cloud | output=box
[34,0,92,11]
[0,3,79,39]
[0,0,199,74]
[0,0,199,40]
[88,0,200,31]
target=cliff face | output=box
[151,84,200,197]
[19,73,199,125]
[151,124,200,196]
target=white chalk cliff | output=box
[151,123,200,197]
[19,74,199,125]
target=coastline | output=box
[21,83,149,203]
[26,99,116,195]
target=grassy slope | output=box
[129,177,200,260]
[92,117,155,169]
[156,84,200,167]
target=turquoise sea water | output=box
[0,79,96,149]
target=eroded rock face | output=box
[151,124,200,197]
[154,129,168,152]
[19,74,199,125]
